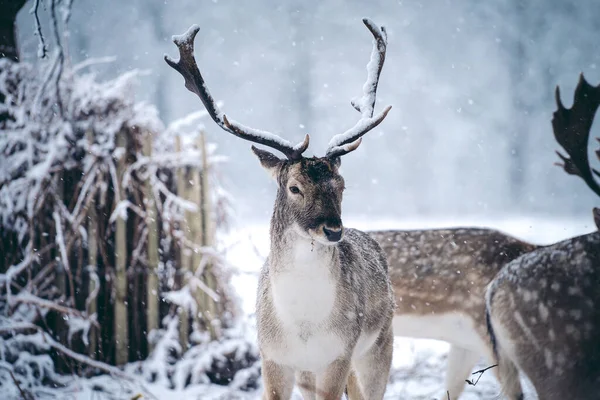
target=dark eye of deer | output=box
[289,186,300,194]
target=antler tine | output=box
[552,73,600,197]
[326,18,392,158]
[164,25,309,160]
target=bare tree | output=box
[0,0,27,61]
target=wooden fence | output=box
[1,125,230,367]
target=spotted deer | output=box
[166,19,395,400]
[486,74,600,400]
[369,228,537,399]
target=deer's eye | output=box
[289,186,301,194]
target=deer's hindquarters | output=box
[486,233,600,400]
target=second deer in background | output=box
[370,228,537,399]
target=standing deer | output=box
[165,19,395,400]
[370,228,537,399]
[486,74,600,400]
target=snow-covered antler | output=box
[553,74,600,197]
[164,25,309,160]
[326,18,392,158]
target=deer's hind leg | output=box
[347,325,393,400]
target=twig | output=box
[13,292,100,329]
[465,364,498,386]
[29,0,47,58]
[72,56,117,74]
[8,370,30,400]
[49,0,65,116]
[53,211,75,305]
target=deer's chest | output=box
[266,244,345,371]
[271,255,337,327]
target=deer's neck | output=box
[268,215,340,328]
[269,213,338,275]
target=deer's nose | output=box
[323,226,343,242]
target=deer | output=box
[165,19,395,400]
[486,74,600,400]
[369,228,537,399]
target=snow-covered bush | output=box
[0,46,248,398]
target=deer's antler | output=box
[164,25,309,160]
[326,18,392,158]
[553,74,600,197]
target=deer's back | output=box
[487,231,600,396]
[370,228,536,317]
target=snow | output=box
[327,105,392,156]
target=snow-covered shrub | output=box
[0,49,242,394]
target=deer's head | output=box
[253,148,345,243]
[165,19,391,243]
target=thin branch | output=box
[72,56,117,74]
[29,0,47,58]
[49,0,65,116]
[71,164,99,218]
[8,370,31,400]
[465,364,498,386]
[53,211,75,305]
[13,292,99,329]
[129,227,148,268]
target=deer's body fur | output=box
[486,231,600,400]
[370,228,537,399]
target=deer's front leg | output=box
[315,358,352,400]
[262,359,295,400]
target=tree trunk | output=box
[0,0,26,61]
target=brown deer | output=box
[486,74,600,400]
[166,19,395,400]
[369,228,537,399]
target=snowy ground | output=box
[15,215,594,400]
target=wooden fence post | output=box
[175,135,190,348]
[199,131,220,338]
[86,130,98,359]
[187,137,208,336]
[114,131,129,365]
[143,132,160,353]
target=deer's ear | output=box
[330,157,341,170]
[251,146,283,179]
